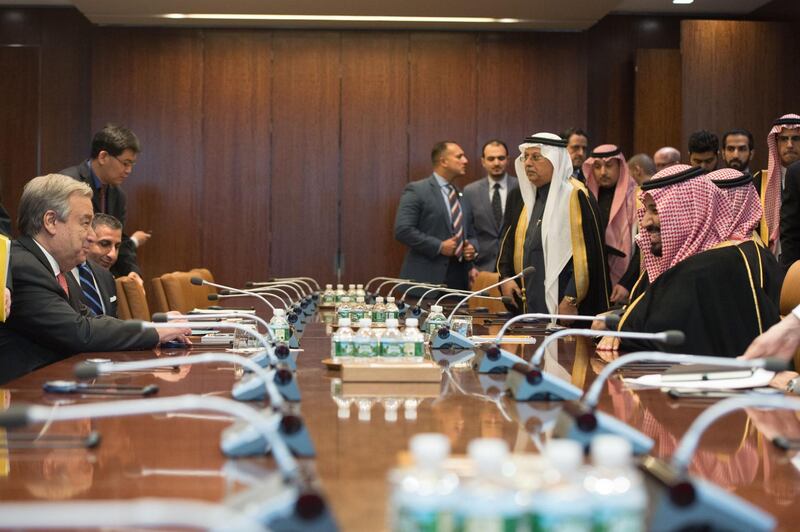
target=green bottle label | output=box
[335,340,354,357]
[372,311,386,323]
[382,341,404,357]
[354,340,376,357]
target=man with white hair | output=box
[497,133,609,318]
[0,174,188,384]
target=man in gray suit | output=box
[394,141,478,290]
[463,140,518,272]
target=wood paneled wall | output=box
[2,7,798,290]
[681,20,800,174]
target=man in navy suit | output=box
[463,140,518,272]
[394,141,479,290]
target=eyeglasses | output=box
[113,155,137,169]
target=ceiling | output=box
[1,0,775,30]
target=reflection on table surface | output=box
[0,322,798,531]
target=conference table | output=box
[0,313,798,530]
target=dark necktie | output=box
[446,184,464,258]
[78,263,104,316]
[492,182,503,228]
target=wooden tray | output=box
[334,360,442,383]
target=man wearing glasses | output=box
[463,139,517,272]
[60,124,150,280]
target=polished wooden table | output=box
[1,317,799,531]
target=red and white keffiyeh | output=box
[707,168,762,241]
[582,144,636,284]
[636,164,733,281]
[763,113,800,250]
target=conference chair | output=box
[156,269,218,314]
[469,271,507,313]
[115,276,150,320]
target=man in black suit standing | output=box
[59,124,151,280]
[394,141,479,290]
[463,140,518,272]
[0,174,187,384]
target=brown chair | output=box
[116,276,151,320]
[150,276,170,314]
[115,278,131,319]
[469,271,507,313]
[780,260,800,316]
[157,269,218,313]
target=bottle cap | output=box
[430,305,443,313]
[545,439,583,473]
[273,309,285,317]
[359,318,372,328]
[405,318,419,327]
[591,435,632,468]
[357,284,364,289]
[468,438,509,476]
[357,297,365,303]
[376,296,384,303]
[337,284,344,289]
[387,296,395,302]
[338,317,351,327]
[386,318,399,328]
[410,433,450,468]
[325,284,333,289]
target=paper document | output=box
[624,368,775,390]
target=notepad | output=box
[0,235,8,322]
[661,363,755,382]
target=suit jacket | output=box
[0,236,158,384]
[780,160,800,270]
[394,175,479,285]
[462,174,518,271]
[72,261,118,318]
[59,160,141,277]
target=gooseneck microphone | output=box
[446,266,535,322]
[365,277,410,293]
[583,351,789,409]
[153,311,274,339]
[270,276,320,291]
[530,328,685,367]
[493,312,620,343]
[246,286,294,306]
[190,277,276,314]
[0,395,297,473]
[222,289,288,309]
[397,282,447,302]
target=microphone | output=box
[640,395,797,531]
[373,279,415,299]
[0,395,301,465]
[447,266,535,321]
[364,276,409,292]
[467,313,620,374]
[552,351,787,456]
[398,283,450,314]
[428,293,515,350]
[506,328,684,404]
[410,287,470,319]
[269,276,320,292]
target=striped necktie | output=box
[446,184,464,258]
[78,263,104,316]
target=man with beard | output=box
[561,127,589,182]
[722,129,755,174]
[497,133,608,318]
[688,130,719,173]
[605,165,779,356]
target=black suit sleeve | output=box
[497,188,523,278]
[780,161,800,270]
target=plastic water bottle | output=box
[352,296,368,322]
[331,317,355,362]
[585,435,646,532]
[385,296,399,320]
[353,318,378,359]
[335,283,346,302]
[372,296,387,327]
[380,319,405,361]
[337,296,352,326]
[530,439,592,531]
[269,308,291,343]
[425,305,448,341]
[356,283,366,300]
[388,433,459,532]
[322,283,335,306]
[455,438,527,531]
[403,318,425,361]
[347,284,357,299]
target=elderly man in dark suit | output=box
[394,141,479,290]
[0,174,188,384]
[463,139,518,272]
[59,124,151,280]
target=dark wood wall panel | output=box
[270,32,341,282]
[682,20,800,173]
[634,49,681,158]
[38,9,91,175]
[476,33,587,170]
[409,33,478,181]
[587,16,681,156]
[340,33,409,282]
[0,46,38,231]
[90,29,204,282]
[201,31,272,288]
